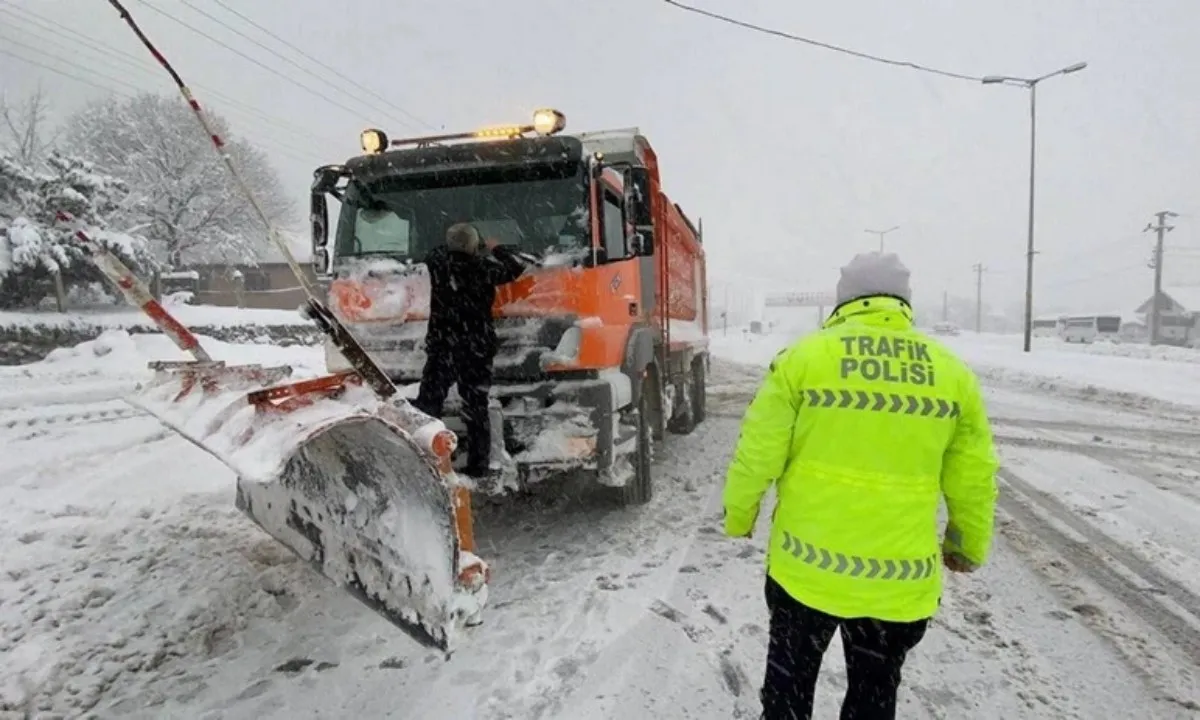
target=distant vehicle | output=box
[931,321,960,336]
[1032,315,1066,337]
[1059,314,1121,343]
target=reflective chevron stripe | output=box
[799,388,959,418]
[780,532,938,580]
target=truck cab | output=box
[309,110,708,503]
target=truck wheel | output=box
[621,376,654,506]
[691,357,706,424]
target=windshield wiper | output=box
[346,248,412,257]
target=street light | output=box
[982,61,1088,352]
[865,225,900,252]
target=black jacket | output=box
[424,244,526,350]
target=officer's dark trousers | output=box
[413,341,494,474]
[761,576,928,720]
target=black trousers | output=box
[413,341,494,473]
[761,576,928,720]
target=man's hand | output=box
[721,508,754,539]
[943,551,977,573]
[484,237,500,251]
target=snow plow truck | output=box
[313,110,710,496]
[106,109,708,654]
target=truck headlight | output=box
[360,128,388,154]
[532,108,566,136]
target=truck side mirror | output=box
[311,192,329,250]
[628,167,653,227]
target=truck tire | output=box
[691,357,706,424]
[621,376,655,506]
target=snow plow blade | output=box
[128,364,488,652]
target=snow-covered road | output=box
[3,333,1200,718]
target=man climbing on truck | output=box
[413,222,528,480]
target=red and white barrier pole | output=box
[55,210,212,362]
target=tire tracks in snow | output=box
[2,418,171,488]
[990,416,1200,444]
[0,400,147,441]
[998,468,1200,711]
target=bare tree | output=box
[0,85,59,167]
[62,92,293,267]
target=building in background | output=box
[163,262,316,310]
[1133,287,1200,345]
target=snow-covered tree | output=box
[62,92,293,267]
[0,151,155,309]
[0,85,58,168]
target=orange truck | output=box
[309,109,709,504]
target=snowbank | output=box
[0,306,322,365]
[943,334,1200,410]
[0,305,314,330]
[709,327,1200,411]
[41,330,326,378]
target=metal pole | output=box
[983,62,1087,351]
[1145,210,1177,345]
[973,263,986,332]
[1151,225,1165,345]
[865,226,898,253]
[1022,82,1038,353]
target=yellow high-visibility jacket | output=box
[723,296,999,622]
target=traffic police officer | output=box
[723,252,999,720]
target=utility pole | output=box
[941,290,949,322]
[972,263,986,333]
[865,225,900,253]
[1144,210,1178,345]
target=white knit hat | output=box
[835,252,912,305]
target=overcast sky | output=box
[4,0,1200,317]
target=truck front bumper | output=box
[436,373,631,487]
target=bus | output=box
[1032,315,1065,337]
[1059,314,1121,343]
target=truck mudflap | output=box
[127,363,488,652]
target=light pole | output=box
[865,225,900,252]
[982,61,1088,352]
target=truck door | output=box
[595,173,644,323]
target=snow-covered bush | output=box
[0,152,156,309]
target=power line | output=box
[0,2,345,150]
[127,0,385,125]
[1050,262,1145,288]
[0,47,131,101]
[174,0,419,132]
[661,0,986,83]
[0,40,327,167]
[208,0,435,131]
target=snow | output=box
[0,304,315,330]
[713,325,1200,411]
[337,257,427,321]
[941,333,1200,410]
[4,325,1200,717]
[1160,287,1200,313]
[668,318,707,344]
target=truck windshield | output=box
[333,162,589,262]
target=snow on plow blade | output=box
[128,363,486,652]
